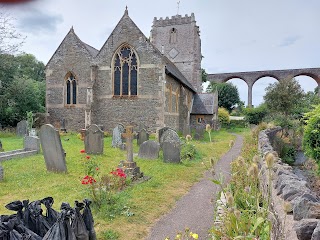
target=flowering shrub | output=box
[80,150,128,208]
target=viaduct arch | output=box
[207,67,320,107]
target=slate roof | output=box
[165,61,196,93]
[191,93,215,114]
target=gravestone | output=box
[138,140,160,159]
[84,124,104,154]
[16,120,28,136]
[39,124,67,172]
[60,119,67,133]
[112,124,125,148]
[24,136,40,152]
[162,142,181,163]
[0,165,3,181]
[137,128,149,146]
[160,129,181,163]
[120,126,141,179]
[194,125,205,140]
[158,127,172,141]
[159,128,180,147]
[0,140,3,152]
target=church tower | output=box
[150,13,202,92]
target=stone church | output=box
[45,8,217,133]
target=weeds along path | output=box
[145,134,244,240]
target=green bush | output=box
[243,104,268,125]
[218,107,230,126]
[181,142,198,161]
[303,105,320,163]
[228,119,247,128]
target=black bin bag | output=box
[43,203,76,240]
[27,200,50,237]
[5,201,24,223]
[82,199,96,240]
[41,197,59,227]
[71,201,88,240]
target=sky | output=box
[2,0,320,106]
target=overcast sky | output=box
[2,0,320,106]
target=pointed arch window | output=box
[170,28,177,44]
[65,73,77,105]
[113,45,138,96]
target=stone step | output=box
[0,150,38,162]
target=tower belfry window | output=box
[65,73,77,105]
[170,28,177,43]
[113,45,138,96]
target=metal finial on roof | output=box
[177,0,180,15]
[125,5,128,15]
[70,26,74,32]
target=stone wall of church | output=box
[45,29,93,131]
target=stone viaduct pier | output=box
[207,67,320,107]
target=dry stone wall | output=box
[258,128,320,240]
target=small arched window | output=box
[65,72,77,105]
[113,45,138,96]
[169,28,177,44]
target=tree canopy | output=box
[207,82,240,112]
[0,53,46,127]
[263,77,304,116]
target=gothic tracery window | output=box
[65,72,77,105]
[170,28,177,44]
[113,45,138,96]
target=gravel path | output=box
[145,134,244,240]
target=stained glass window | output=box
[65,73,77,105]
[113,45,138,96]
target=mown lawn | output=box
[0,129,245,240]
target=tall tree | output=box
[207,82,240,112]
[263,77,304,116]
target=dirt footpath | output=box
[145,134,243,240]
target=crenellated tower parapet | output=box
[152,13,196,27]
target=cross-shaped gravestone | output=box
[120,125,141,179]
[122,126,134,163]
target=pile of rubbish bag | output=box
[0,197,96,240]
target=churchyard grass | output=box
[0,129,245,240]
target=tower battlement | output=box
[152,13,195,27]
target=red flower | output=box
[86,156,90,159]
[96,167,99,171]
[80,149,85,153]
[81,175,96,185]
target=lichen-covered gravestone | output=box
[84,124,104,154]
[138,140,160,159]
[16,120,28,136]
[160,128,181,163]
[39,124,67,172]
[137,128,149,146]
[112,124,125,148]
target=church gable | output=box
[96,10,163,67]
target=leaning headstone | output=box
[138,140,160,159]
[0,165,3,181]
[137,128,149,146]
[0,140,3,152]
[112,124,125,148]
[84,124,104,154]
[16,120,28,136]
[160,129,181,163]
[39,124,67,172]
[195,125,205,140]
